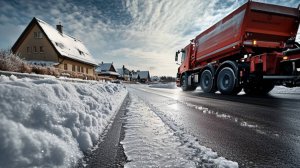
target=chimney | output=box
[56,22,63,34]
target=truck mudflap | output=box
[176,78,181,87]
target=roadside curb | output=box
[77,94,129,168]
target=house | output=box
[151,76,160,82]
[132,70,151,83]
[11,17,97,76]
[117,65,131,81]
[131,73,140,82]
[137,71,151,83]
[95,62,119,79]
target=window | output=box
[27,47,31,53]
[77,66,80,72]
[72,65,75,71]
[64,64,68,70]
[181,50,186,63]
[40,46,44,53]
[34,32,43,38]
[33,46,37,53]
[81,66,83,73]
[77,49,84,56]
[86,68,88,74]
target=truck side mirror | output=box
[175,52,178,62]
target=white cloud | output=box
[0,0,299,76]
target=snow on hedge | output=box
[0,75,127,168]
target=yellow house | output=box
[12,17,97,76]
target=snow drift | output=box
[0,75,127,168]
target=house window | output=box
[64,64,68,70]
[81,67,83,73]
[40,46,44,53]
[34,32,43,38]
[33,46,37,53]
[27,47,31,53]
[86,68,88,74]
[77,66,80,72]
[72,65,75,71]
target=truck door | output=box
[179,47,190,73]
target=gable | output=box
[109,65,116,72]
[138,71,150,79]
[96,63,116,72]
[12,22,59,63]
[12,17,97,66]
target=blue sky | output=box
[0,0,299,76]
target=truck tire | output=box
[181,75,196,91]
[200,70,215,93]
[217,67,236,95]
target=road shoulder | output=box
[77,94,129,168]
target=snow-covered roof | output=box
[35,18,97,66]
[95,63,115,72]
[137,71,150,79]
[117,69,123,75]
[132,74,140,79]
[117,68,130,76]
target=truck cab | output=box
[175,43,196,89]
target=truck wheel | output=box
[181,76,188,91]
[217,67,236,95]
[181,75,196,91]
[200,70,215,93]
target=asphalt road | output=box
[127,85,300,168]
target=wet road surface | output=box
[127,85,300,168]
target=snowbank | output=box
[271,86,300,94]
[148,82,176,89]
[0,75,127,168]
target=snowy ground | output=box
[149,82,300,94]
[270,86,300,94]
[121,94,238,168]
[0,75,127,168]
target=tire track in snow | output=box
[121,93,238,168]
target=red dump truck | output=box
[175,1,300,95]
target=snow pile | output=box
[0,75,127,168]
[148,82,176,89]
[122,94,238,168]
[271,86,300,94]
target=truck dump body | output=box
[175,1,300,95]
[194,1,300,65]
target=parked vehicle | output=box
[175,1,300,95]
